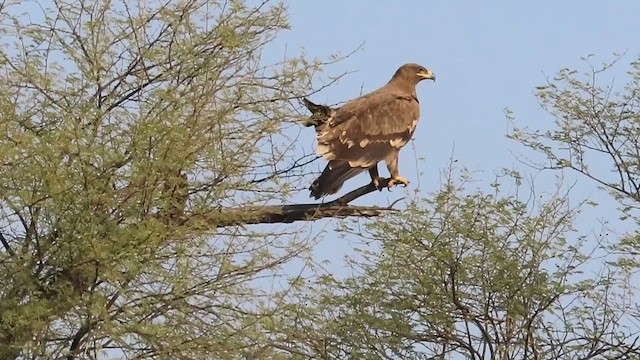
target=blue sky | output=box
[270,1,640,271]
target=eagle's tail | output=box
[309,160,365,200]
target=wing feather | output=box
[316,91,420,168]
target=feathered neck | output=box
[386,75,418,97]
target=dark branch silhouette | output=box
[208,178,400,227]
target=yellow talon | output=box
[388,176,410,188]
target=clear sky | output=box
[270,1,640,272]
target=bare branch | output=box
[198,179,400,227]
[0,232,15,257]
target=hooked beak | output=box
[418,70,436,82]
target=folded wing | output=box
[316,92,420,168]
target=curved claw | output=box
[372,176,385,191]
[388,176,410,189]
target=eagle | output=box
[309,63,436,199]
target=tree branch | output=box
[208,178,400,227]
[0,232,15,257]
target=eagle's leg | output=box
[385,151,410,188]
[368,165,384,191]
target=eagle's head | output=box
[392,63,436,85]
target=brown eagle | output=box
[309,63,436,199]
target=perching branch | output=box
[209,178,401,227]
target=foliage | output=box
[268,170,640,359]
[508,55,640,215]
[2,0,640,358]
[0,0,336,358]
[510,55,640,333]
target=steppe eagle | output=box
[309,63,436,199]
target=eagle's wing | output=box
[316,91,420,168]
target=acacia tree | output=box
[508,57,640,272]
[508,56,639,212]
[0,0,377,358]
[261,169,640,359]
[510,55,640,356]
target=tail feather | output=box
[309,160,365,199]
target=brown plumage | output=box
[309,63,436,199]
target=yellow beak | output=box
[418,70,436,81]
